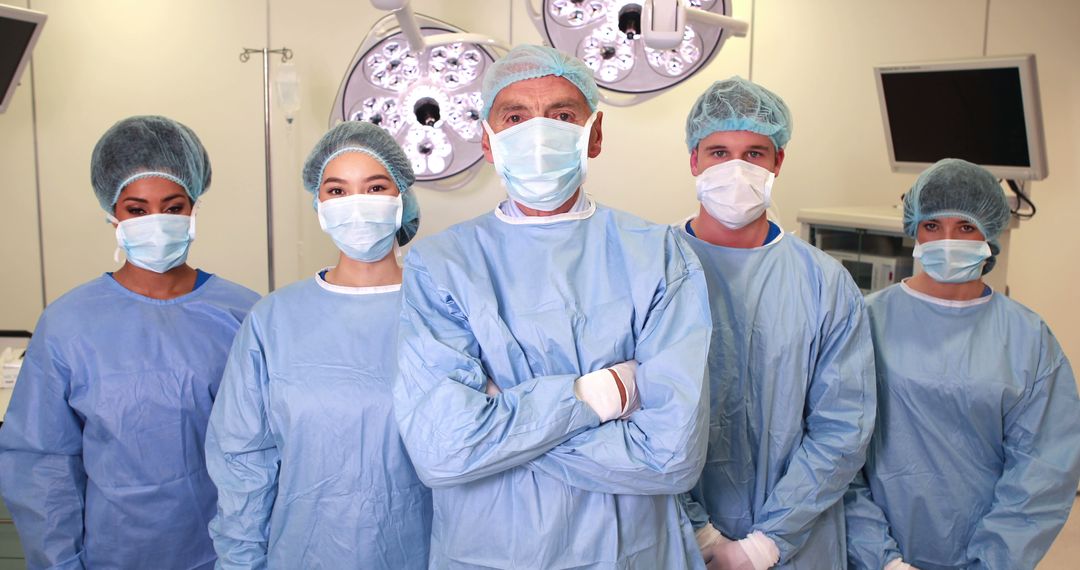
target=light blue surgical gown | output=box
[677,228,876,568]
[394,202,713,569]
[0,273,258,570]
[205,275,432,569]
[845,283,1080,570]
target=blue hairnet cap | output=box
[685,76,792,152]
[903,158,1010,240]
[481,44,600,119]
[903,158,1010,274]
[303,121,419,245]
[90,115,211,213]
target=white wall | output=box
[987,0,1080,369]
[1,0,1078,368]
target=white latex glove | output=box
[706,539,754,570]
[574,360,638,422]
[484,378,501,397]
[885,558,922,570]
[738,532,779,570]
[708,531,779,570]
[696,524,733,567]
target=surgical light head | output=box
[531,0,745,106]
[90,115,211,213]
[684,75,792,153]
[332,12,497,185]
[481,44,600,119]
[303,121,420,245]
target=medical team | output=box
[0,43,1076,570]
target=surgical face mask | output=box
[483,114,596,211]
[695,159,776,230]
[317,194,403,262]
[913,239,991,283]
[113,213,196,273]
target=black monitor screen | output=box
[881,67,1030,167]
[0,17,38,101]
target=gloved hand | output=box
[574,360,638,422]
[885,558,922,570]
[484,378,502,397]
[696,524,733,567]
[706,532,779,570]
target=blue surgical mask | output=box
[483,115,596,211]
[913,239,991,283]
[317,194,403,262]
[113,213,196,273]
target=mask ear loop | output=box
[188,199,201,241]
[482,120,506,174]
[392,240,404,267]
[393,194,404,229]
[762,170,778,224]
[483,119,516,203]
[578,113,598,181]
[104,212,125,264]
[391,194,405,267]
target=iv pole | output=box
[239,46,292,292]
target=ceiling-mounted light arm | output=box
[684,4,748,36]
[598,90,657,107]
[524,0,544,26]
[424,32,512,52]
[642,0,748,50]
[371,0,511,53]
[370,0,426,51]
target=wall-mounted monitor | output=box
[874,54,1047,181]
[0,4,47,114]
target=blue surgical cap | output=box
[903,159,1010,241]
[90,115,211,213]
[303,121,420,246]
[685,76,792,152]
[481,44,600,119]
[904,158,1010,274]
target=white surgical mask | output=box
[483,114,596,211]
[913,239,991,283]
[317,194,403,262]
[695,159,776,229]
[112,212,196,273]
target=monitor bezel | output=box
[0,4,47,114]
[874,54,1048,181]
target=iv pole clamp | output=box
[238,47,293,292]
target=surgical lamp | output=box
[330,0,509,189]
[527,0,749,106]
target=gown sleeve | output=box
[0,316,88,570]
[205,312,281,570]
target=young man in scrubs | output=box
[678,77,877,570]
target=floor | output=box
[1040,495,1080,569]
